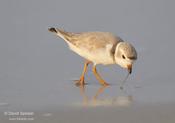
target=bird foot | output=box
[74,77,87,86]
[101,82,110,86]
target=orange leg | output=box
[92,65,109,86]
[75,60,91,86]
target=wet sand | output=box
[34,104,175,123]
[1,0,175,122]
[1,104,175,123]
[1,85,175,123]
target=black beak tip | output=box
[128,68,132,74]
[129,70,132,74]
[127,65,132,74]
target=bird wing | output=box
[49,28,123,53]
[67,31,123,52]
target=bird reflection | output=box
[77,85,133,107]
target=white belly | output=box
[67,42,115,65]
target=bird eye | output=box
[122,55,126,59]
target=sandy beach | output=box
[1,0,175,122]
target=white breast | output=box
[66,42,115,65]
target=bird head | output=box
[114,42,137,74]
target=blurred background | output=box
[0,0,175,123]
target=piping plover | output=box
[48,28,137,86]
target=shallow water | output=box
[1,0,175,123]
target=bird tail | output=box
[48,27,73,41]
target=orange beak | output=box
[127,64,132,74]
